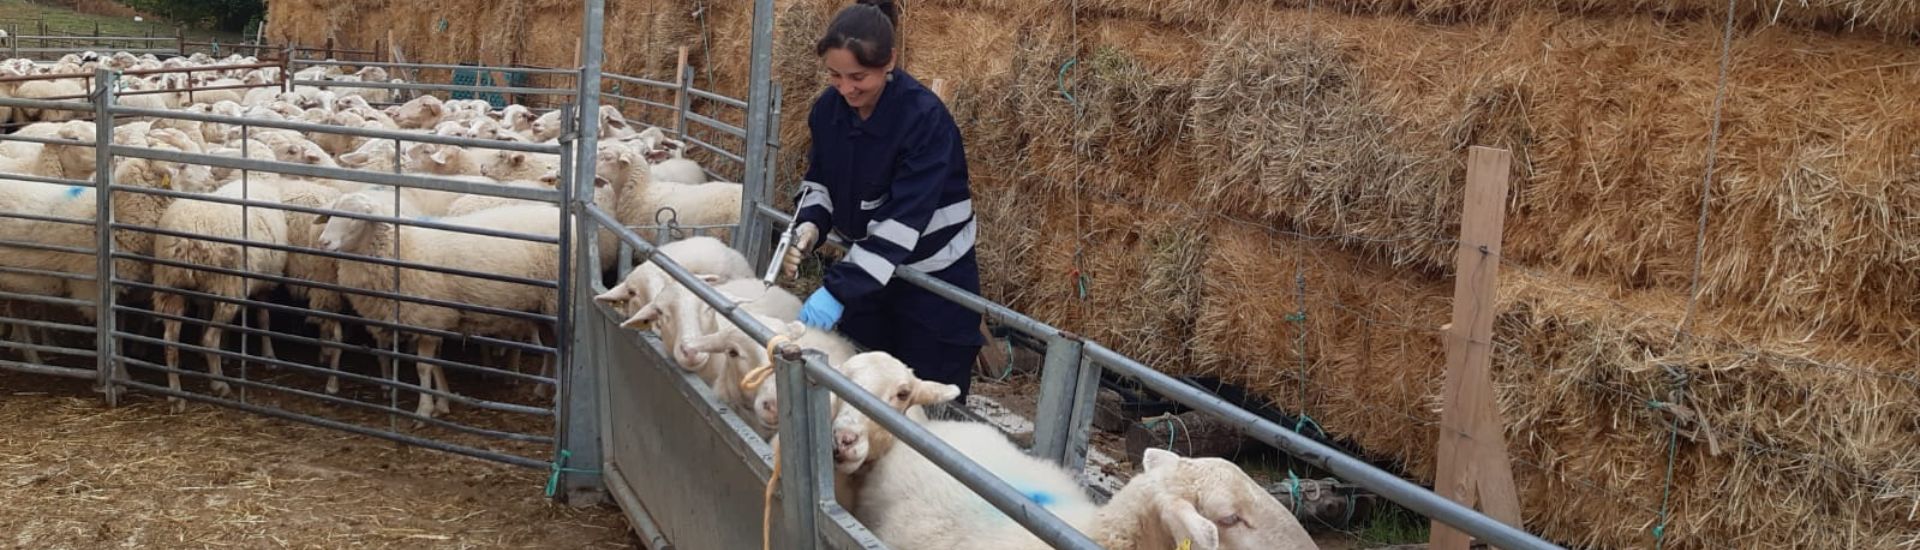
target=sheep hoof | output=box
[167,396,185,414]
[434,397,451,416]
[209,380,231,397]
[324,379,340,395]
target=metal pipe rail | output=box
[103,203,562,288]
[111,327,553,418]
[117,378,549,469]
[0,97,93,113]
[108,106,565,155]
[0,289,92,309]
[685,111,745,139]
[0,359,96,380]
[5,35,177,42]
[124,355,553,444]
[603,72,677,90]
[0,132,93,149]
[9,48,175,55]
[107,279,554,356]
[111,248,560,326]
[121,61,287,76]
[121,304,556,387]
[294,59,582,76]
[0,263,96,282]
[107,146,563,204]
[688,87,747,109]
[0,204,101,226]
[290,78,576,97]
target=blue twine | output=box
[1025,490,1055,507]
[544,449,602,498]
[1056,58,1079,114]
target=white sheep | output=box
[256,177,352,394]
[151,179,290,410]
[597,146,741,244]
[388,95,446,129]
[859,442,1317,550]
[590,235,753,318]
[14,78,87,122]
[480,151,559,182]
[316,192,561,421]
[405,142,498,177]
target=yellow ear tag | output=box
[1177,539,1192,550]
[159,171,172,190]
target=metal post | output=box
[556,0,608,504]
[737,0,776,266]
[777,348,832,545]
[1032,334,1098,474]
[92,69,118,406]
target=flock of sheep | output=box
[0,50,1318,549]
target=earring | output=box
[886,72,895,82]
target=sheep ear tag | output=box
[1177,540,1192,550]
[159,171,173,190]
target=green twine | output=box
[544,449,602,498]
[1650,400,1680,548]
[1286,469,1304,515]
[1294,413,1323,440]
[990,337,1015,382]
[1284,312,1306,323]
[1056,58,1079,112]
[1075,272,1088,300]
[436,19,450,33]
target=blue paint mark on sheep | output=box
[64,186,86,199]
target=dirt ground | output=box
[0,372,637,550]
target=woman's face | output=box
[823,48,891,114]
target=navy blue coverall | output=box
[795,67,985,400]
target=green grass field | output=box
[0,0,241,45]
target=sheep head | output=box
[1113,449,1313,550]
[826,352,961,475]
[313,192,389,253]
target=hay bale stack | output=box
[263,0,1920,546]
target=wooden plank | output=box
[1430,146,1524,550]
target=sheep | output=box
[316,192,562,421]
[598,146,742,243]
[860,443,1316,550]
[480,151,561,182]
[498,104,538,135]
[667,306,840,435]
[590,235,753,318]
[441,178,552,218]
[257,177,354,394]
[639,279,806,372]
[405,142,498,177]
[14,78,88,122]
[313,111,372,155]
[389,95,446,129]
[529,110,563,142]
[0,120,94,180]
[151,179,290,410]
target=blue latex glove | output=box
[798,288,844,329]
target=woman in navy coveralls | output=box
[782,0,985,401]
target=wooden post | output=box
[1430,146,1524,550]
[387,30,396,63]
[176,27,185,56]
[672,44,689,101]
[324,36,334,60]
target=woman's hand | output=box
[798,287,844,329]
[781,222,819,280]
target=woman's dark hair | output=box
[815,0,899,68]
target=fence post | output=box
[776,347,833,546]
[176,27,185,57]
[558,0,609,505]
[92,69,119,407]
[1430,146,1524,549]
[673,48,691,140]
[1031,333,1098,474]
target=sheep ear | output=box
[510,153,526,166]
[619,308,654,330]
[1142,447,1181,473]
[312,214,331,225]
[1154,495,1220,550]
[644,149,672,163]
[909,380,961,407]
[429,147,450,165]
[304,152,323,164]
[592,283,629,306]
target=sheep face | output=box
[314,193,385,253]
[1131,449,1308,550]
[826,352,961,474]
[530,110,564,142]
[392,95,446,129]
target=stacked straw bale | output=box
[265,0,1920,546]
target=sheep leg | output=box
[255,306,278,364]
[321,320,343,395]
[413,336,442,425]
[530,331,552,399]
[155,293,188,413]
[372,329,395,395]
[203,299,241,398]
